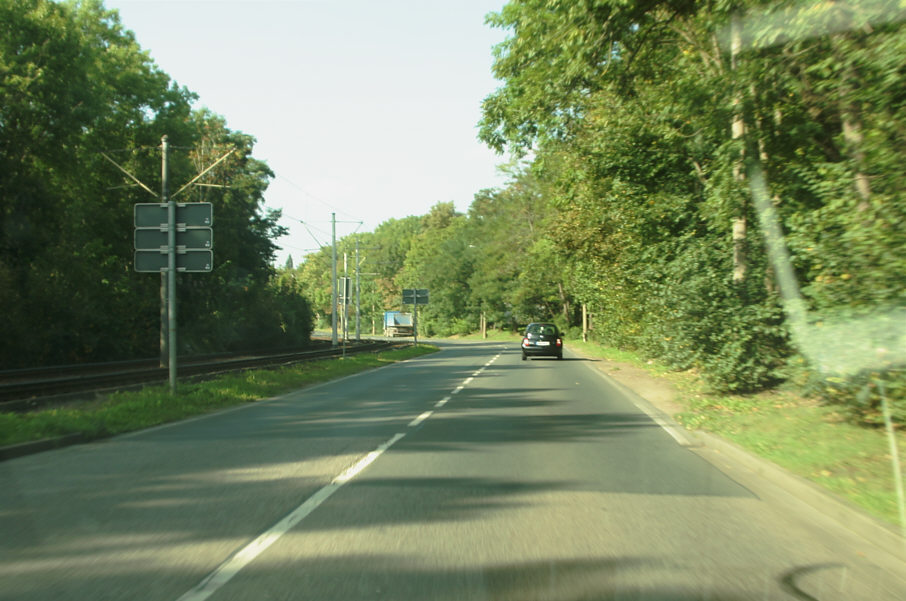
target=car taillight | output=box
[522,337,530,347]
[556,338,562,347]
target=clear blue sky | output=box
[105,0,511,265]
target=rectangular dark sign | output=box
[135,228,213,251]
[134,202,213,228]
[134,250,213,273]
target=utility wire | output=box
[272,170,361,222]
[281,214,329,249]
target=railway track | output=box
[0,339,398,412]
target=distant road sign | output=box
[135,228,213,251]
[402,288,429,305]
[134,202,213,228]
[339,277,352,304]
[135,250,213,273]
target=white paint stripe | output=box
[176,432,405,601]
[124,348,431,441]
[649,414,690,446]
[408,410,433,428]
[584,364,692,447]
[178,351,501,601]
[333,433,405,483]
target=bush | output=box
[802,368,906,426]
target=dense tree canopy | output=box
[294,0,904,423]
[4,0,901,424]
[0,0,311,367]
[478,0,904,413]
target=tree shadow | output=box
[3,550,813,601]
[1,340,767,600]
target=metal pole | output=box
[331,213,338,346]
[413,302,418,348]
[355,238,361,341]
[163,135,177,394]
[342,253,348,342]
[160,272,166,367]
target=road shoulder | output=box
[569,345,906,565]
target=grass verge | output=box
[0,344,438,448]
[568,338,906,526]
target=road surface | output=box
[2,340,905,600]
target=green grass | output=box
[567,338,679,377]
[11,335,905,526]
[0,344,438,448]
[676,390,906,524]
[568,340,906,526]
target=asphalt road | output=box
[2,340,905,600]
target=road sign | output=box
[134,202,213,228]
[134,202,214,273]
[135,250,213,273]
[402,288,429,305]
[135,228,212,251]
[339,277,352,304]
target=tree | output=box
[1,0,195,364]
[0,0,312,365]
[396,203,474,336]
[477,0,904,403]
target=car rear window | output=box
[527,324,557,335]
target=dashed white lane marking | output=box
[176,352,503,601]
[176,432,405,601]
[408,410,433,428]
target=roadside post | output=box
[134,200,213,394]
[109,134,231,395]
[339,276,351,357]
[402,288,429,347]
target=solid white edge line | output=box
[175,432,405,601]
[583,361,693,447]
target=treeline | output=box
[296,0,904,423]
[294,185,563,340]
[0,0,312,368]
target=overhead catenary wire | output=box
[271,170,361,222]
[282,214,329,249]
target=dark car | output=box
[521,322,563,360]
